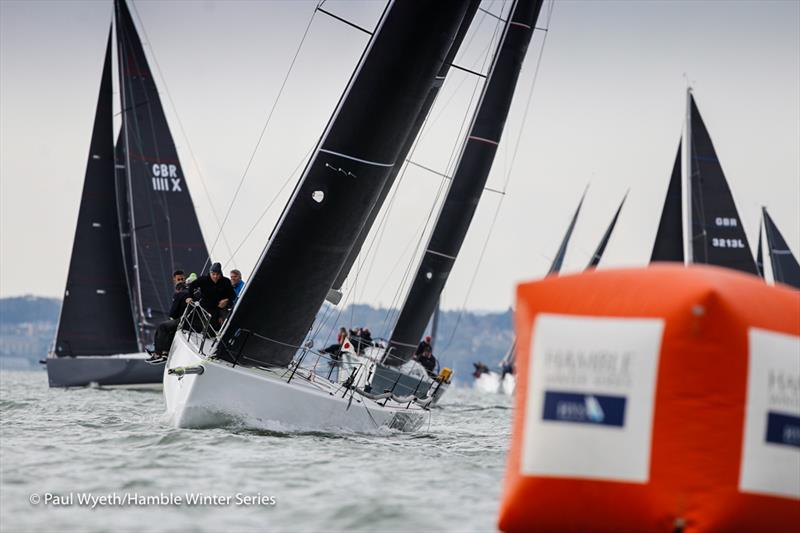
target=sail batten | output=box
[54,29,138,357]
[385,0,545,366]
[220,1,473,368]
[114,0,209,343]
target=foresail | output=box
[385,0,545,366]
[763,208,800,289]
[756,215,764,278]
[114,0,209,336]
[331,0,482,292]
[220,2,472,367]
[587,191,627,269]
[54,30,138,356]
[688,95,757,275]
[548,187,586,275]
[650,142,684,263]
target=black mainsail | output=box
[650,142,684,263]
[330,0,481,292]
[548,187,586,275]
[221,2,471,368]
[762,207,800,289]
[54,30,138,357]
[384,0,545,366]
[651,92,758,276]
[587,192,627,269]
[114,0,209,342]
[756,215,764,278]
[686,94,757,274]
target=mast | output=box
[762,207,800,289]
[683,87,694,264]
[220,1,472,368]
[384,0,545,367]
[587,191,627,269]
[114,0,210,345]
[54,29,138,357]
[331,0,481,293]
[548,186,587,275]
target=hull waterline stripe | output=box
[319,148,395,168]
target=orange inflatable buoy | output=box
[499,265,800,533]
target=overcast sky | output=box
[1,0,798,312]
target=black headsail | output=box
[221,1,471,368]
[384,0,545,366]
[687,93,757,275]
[762,207,800,289]
[114,0,209,343]
[54,30,138,357]
[587,191,627,269]
[756,214,764,278]
[330,1,481,292]
[650,142,684,263]
[548,187,586,275]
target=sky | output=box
[1,0,798,313]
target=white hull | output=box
[163,332,427,432]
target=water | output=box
[0,370,513,532]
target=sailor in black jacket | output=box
[186,262,236,327]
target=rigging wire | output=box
[200,2,322,273]
[439,0,556,357]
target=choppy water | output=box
[0,370,513,532]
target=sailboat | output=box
[47,0,209,388]
[759,207,800,289]
[163,2,473,431]
[586,191,627,269]
[651,88,758,274]
[364,0,546,404]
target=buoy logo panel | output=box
[521,313,663,483]
[740,328,800,499]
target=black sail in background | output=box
[650,142,684,263]
[54,31,138,357]
[221,2,471,368]
[688,95,757,275]
[587,191,627,269]
[114,0,209,341]
[548,187,586,275]
[331,0,481,292]
[385,0,545,366]
[756,216,764,278]
[763,207,800,289]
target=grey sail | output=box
[548,187,586,275]
[220,1,472,368]
[331,0,481,292]
[650,142,684,263]
[687,94,758,275]
[115,0,209,345]
[385,0,545,366]
[587,192,627,269]
[763,207,800,289]
[54,29,138,357]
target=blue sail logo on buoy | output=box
[542,391,627,427]
[584,395,605,423]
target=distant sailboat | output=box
[48,0,208,387]
[586,191,627,269]
[548,186,587,275]
[651,89,758,275]
[163,1,472,431]
[760,207,800,289]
